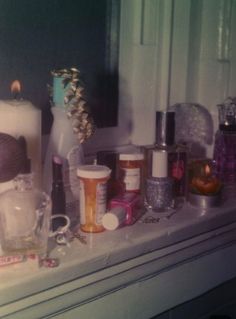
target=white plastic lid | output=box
[119,152,144,161]
[102,206,126,230]
[77,164,111,179]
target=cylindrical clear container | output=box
[77,165,111,233]
[0,173,51,256]
[118,153,144,194]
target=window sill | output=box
[1,199,236,318]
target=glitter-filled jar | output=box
[118,152,144,194]
[77,165,111,233]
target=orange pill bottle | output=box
[77,165,111,233]
[118,153,144,194]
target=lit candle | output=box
[0,80,41,190]
[190,163,222,195]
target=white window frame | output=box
[83,0,175,159]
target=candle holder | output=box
[188,159,222,208]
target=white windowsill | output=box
[1,198,236,318]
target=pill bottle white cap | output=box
[119,153,144,161]
[77,164,111,179]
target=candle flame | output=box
[204,164,211,176]
[11,80,21,98]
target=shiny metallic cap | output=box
[155,111,175,146]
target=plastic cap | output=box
[77,164,111,179]
[156,111,175,146]
[119,153,144,161]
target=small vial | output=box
[118,153,144,194]
[77,165,111,233]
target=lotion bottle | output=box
[43,72,84,226]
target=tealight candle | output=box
[0,81,41,191]
[189,160,222,195]
[188,159,222,208]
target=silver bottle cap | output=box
[155,111,175,146]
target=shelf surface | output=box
[1,199,236,318]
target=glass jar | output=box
[0,173,51,256]
[77,165,111,233]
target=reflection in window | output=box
[0,0,120,133]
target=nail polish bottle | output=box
[102,192,144,230]
[145,111,188,206]
[145,150,174,212]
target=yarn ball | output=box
[0,133,25,182]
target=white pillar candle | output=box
[152,150,168,178]
[0,99,41,191]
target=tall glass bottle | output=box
[145,111,188,207]
[213,101,236,196]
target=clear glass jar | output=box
[0,173,51,256]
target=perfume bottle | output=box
[145,150,174,212]
[0,138,51,256]
[145,111,188,205]
[213,100,236,194]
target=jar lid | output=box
[77,164,111,179]
[119,153,144,161]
